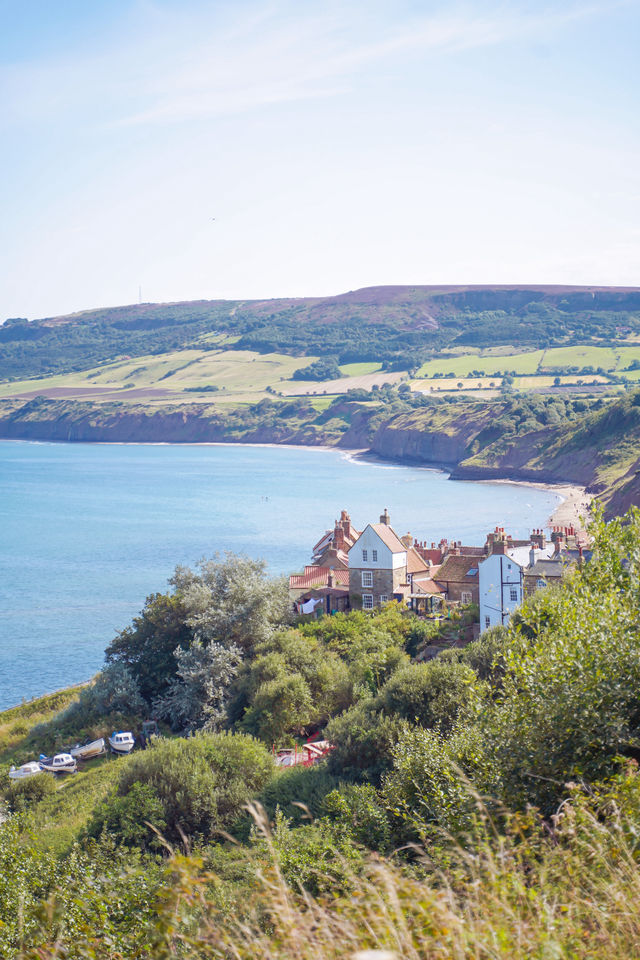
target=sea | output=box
[0,440,561,710]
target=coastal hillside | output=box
[2,510,640,956]
[2,284,640,382]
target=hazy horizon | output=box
[2,0,639,320]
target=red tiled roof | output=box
[435,555,480,585]
[407,546,429,574]
[289,566,349,589]
[369,523,408,553]
[411,579,444,595]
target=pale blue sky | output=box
[1,0,638,319]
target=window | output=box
[372,549,378,562]
[509,588,518,602]
[461,591,472,605]
[485,615,491,629]
[362,594,373,610]
[379,594,388,604]
[362,549,368,562]
[361,571,373,587]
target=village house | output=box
[478,527,557,632]
[289,509,358,615]
[347,509,430,609]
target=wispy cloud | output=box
[0,0,625,129]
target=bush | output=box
[89,731,274,848]
[326,701,405,784]
[323,783,391,852]
[64,662,146,725]
[6,773,57,811]
[380,660,481,732]
[258,764,341,825]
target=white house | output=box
[348,509,410,609]
[479,537,554,632]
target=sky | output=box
[1,0,638,320]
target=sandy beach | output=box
[547,483,592,533]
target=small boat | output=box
[8,761,43,780]
[39,753,77,774]
[70,737,106,761]
[109,731,135,755]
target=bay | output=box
[0,440,560,709]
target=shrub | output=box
[64,662,146,725]
[326,701,405,784]
[380,660,481,732]
[323,783,391,852]
[89,731,274,848]
[258,764,341,825]
[6,773,57,811]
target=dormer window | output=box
[362,549,368,561]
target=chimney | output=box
[328,567,335,588]
[401,532,413,548]
[529,547,537,566]
[530,528,546,549]
[493,540,507,555]
[380,508,391,526]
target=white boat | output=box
[109,731,135,755]
[70,737,106,760]
[8,761,43,780]
[39,753,77,774]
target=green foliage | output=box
[6,773,57,812]
[258,764,341,825]
[380,659,481,733]
[382,724,491,844]
[439,624,508,682]
[170,554,292,654]
[105,591,194,703]
[292,356,342,381]
[235,627,352,743]
[86,781,168,850]
[153,640,242,731]
[64,662,146,726]
[325,700,405,784]
[89,732,274,848]
[0,818,58,956]
[258,810,364,896]
[323,783,391,852]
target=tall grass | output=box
[24,782,640,960]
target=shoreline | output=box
[2,435,588,530]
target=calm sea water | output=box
[0,440,560,709]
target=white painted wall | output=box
[479,552,523,633]
[349,525,406,570]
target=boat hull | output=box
[39,759,77,774]
[70,738,106,760]
[9,763,43,780]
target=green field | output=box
[416,349,546,378]
[338,361,383,376]
[0,349,320,401]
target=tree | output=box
[153,640,242,731]
[171,554,292,653]
[380,660,481,733]
[105,592,194,703]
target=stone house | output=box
[348,509,429,609]
[434,554,480,606]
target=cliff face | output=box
[0,399,335,447]
[3,394,640,519]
